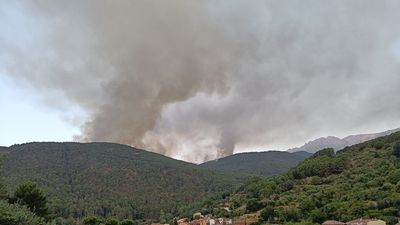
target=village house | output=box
[322,220,345,225]
[189,218,208,225]
[193,212,203,220]
[151,223,169,225]
[346,219,386,225]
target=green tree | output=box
[13,182,48,217]
[83,216,101,225]
[0,183,7,200]
[246,199,263,212]
[394,142,400,157]
[104,218,119,225]
[373,141,384,149]
[260,206,275,221]
[121,219,136,225]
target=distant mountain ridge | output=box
[288,127,400,153]
[200,151,311,176]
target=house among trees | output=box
[322,219,386,225]
[346,219,386,225]
[322,220,345,225]
[189,218,207,225]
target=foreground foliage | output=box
[0,200,45,225]
[219,132,400,225]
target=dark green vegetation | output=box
[0,200,45,225]
[1,142,239,222]
[201,151,311,176]
[215,131,400,225]
[10,182,48,217]
[0,147,46,225]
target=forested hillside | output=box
[201,151,311,176]
[1,142,240,221]
[211,132,400,225]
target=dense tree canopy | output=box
[215,132,400,225]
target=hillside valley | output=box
[0,142,241,221]
[201,151,311,176]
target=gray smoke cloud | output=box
[1,0,400,162]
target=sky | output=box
[0,75,81,146]
[1,1,400,163]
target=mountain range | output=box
[288,128,400,153]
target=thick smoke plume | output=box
[1,1,400,162]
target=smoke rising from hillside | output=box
[1,1,400,162]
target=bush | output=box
[83,216,101,225]
[120,220,137,225]
[104,218,119,225]
[388,170,400,184]
[246,199,263,213]
[260,206,275,221]
[373,141,384,149]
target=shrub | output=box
[260,206,275,221]
[246,199,263,213]
[104,218,119,225]
[373,141,384,149]
[83,216,101,225]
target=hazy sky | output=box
[1,1,400,162]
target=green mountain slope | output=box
[1,142,240,220]
[200,151,311,176]
[216,132,400,225]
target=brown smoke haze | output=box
[1,1,400,162]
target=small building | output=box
[178,219,189,224]
[190,218,207,225]
[347,219,386,225]
[225,219,233,225]
[322,220,345,225]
